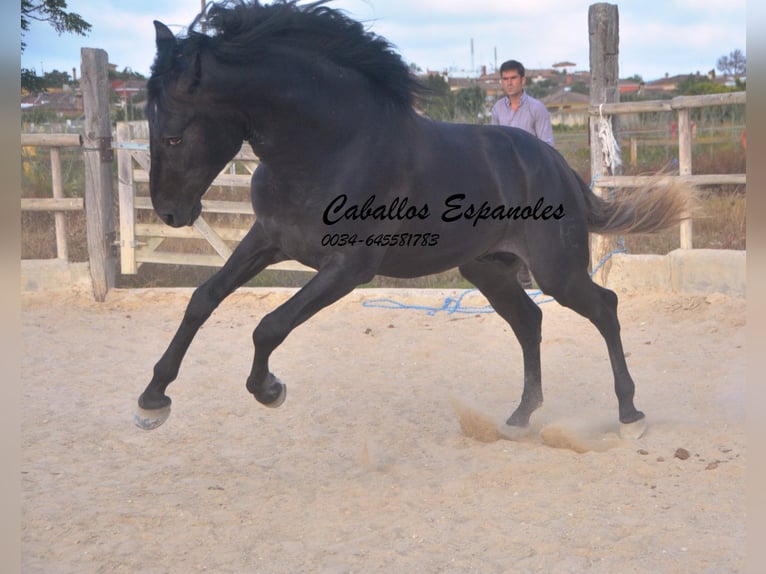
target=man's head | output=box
[499,59,526,100]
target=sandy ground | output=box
[21,287,745,573]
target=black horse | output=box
[135,0,690,437]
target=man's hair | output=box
[499,60,525,77]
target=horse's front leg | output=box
[246,256,375,407]
[134,224,281,430]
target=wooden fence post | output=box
[116,122,138,274]
[49,147,69,261]
[81,48,116,301]
[677,108,694,248]
[588,2,620,283]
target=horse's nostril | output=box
[159,212,175,226]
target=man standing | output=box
[491,59,554,146]
[491,59,554,288]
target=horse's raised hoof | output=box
[619,416,647,440]
[253,374,286,408]
[133,404,172,430]
[264,382,286,408]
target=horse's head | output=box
[146,21,248,227]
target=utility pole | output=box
[470,39,475,75]
[199,0,208,33]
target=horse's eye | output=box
[166,136,183,146]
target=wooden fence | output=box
[20,133,84,262]
[589,92,747,191]
[590,91,746,251]
[20,48,118,301]
[115,121,311,274]
[587,3,745,272]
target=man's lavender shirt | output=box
[490,92,555,147]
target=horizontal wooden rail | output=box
[588,91,746,116]
[21,133,83,147]
[132,169,253,189]
[115,139,259,161]
[594,174,746,188]
[21,197,84,211]
[134,196,254,215]
[135,247,314,272]
[135,223,248,242]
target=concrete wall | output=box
[603,249,745,297]
[21,260,93,294]
[20,249,746,298]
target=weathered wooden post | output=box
[81,48,117,301]
[677,108,694,248]
[116,122,138,274]
[630,136,638,168]
[588,3,620,283]
[49,146,68,261]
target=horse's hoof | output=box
[250,373,287,408]
[263,381,287,408]
[619,416,647,440]
[133,405,172,430]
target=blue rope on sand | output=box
[361,232,628,316]
[361,289,495,316]
[361,287,558,315]
[361,247,627,316]
[362,244,628,315]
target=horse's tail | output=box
[583,175,694,235]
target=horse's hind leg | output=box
[135,223,281,430]
[535,266,645,432]
[459,256,543,427]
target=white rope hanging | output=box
[598,103,622,174]
[593,103,627,268]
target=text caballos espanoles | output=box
[323,193,565,227]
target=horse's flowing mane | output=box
[171,0,422,109]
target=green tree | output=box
[454,85,486,123]
[21,0,92,51]
[525,79,555,100]
[109,67,146,82]
[21,0,92,92]
[419,74,454,121]
[21,68,47,93]
[43,69,73,86]
[675,75,731,96]
[569,80,590,95]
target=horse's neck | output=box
[216,57,398,165]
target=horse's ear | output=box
[153,19,200,95]
[154,21,176,54]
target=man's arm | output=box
[490,101,501,126]
[533,101,555,146]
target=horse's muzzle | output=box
[155,202,203,228]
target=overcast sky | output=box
[21,0,746,82]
